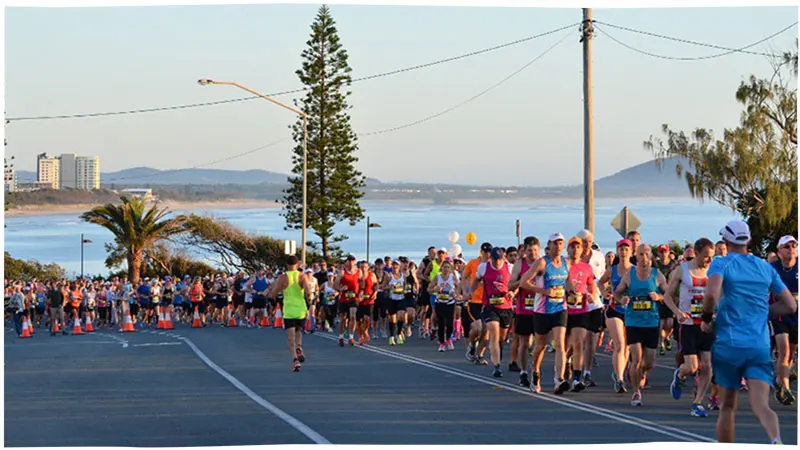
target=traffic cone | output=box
[54,320,61,333]
[249,309,255,327]
[156,306,165,329]
[305,317,312,332]
[73,316,84,335]
[84,315,95,333]
[121,312,135,332]
[260,314,270,327]
[28,317,34,335]
[273,304,284,329]
[20,316,31,338]
[191,306,203,328]
[162,308,174,330]
[229,314,237,327]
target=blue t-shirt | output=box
[138,285,152,305]
[709,253,788,349]
[770,260,798,327]
[624,267,661,328]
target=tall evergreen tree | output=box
[280,4,365,260]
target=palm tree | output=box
[80,196,187,283]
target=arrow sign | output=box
[610,206,641,238]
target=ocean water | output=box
[3,198,740,277]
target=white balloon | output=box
[450,243,463,256]
[448,231,460,244]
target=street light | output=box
[366,216,382,263]
[81,233,92,279]
[197,78,309,266]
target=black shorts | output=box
[252,296,267,309]
[214,297,228,310]
[284,318,306,330]
[679,324,714,355]
[403,295,417,310]
[770,320,798,345]
[462,303,482,333]
[386,299,404,316]
[35,306,45,316]
[605,306,625,321]
[232,295,245,308]
[338,302,356,316]
[417,291,430,308]
[190,302,205,315]
[567,313,589,331]
[357,304,373,320]
[514,313,535,335]
[626,326,659,349]
[481,307,513,329]
[659,302,675,320]
[533,310,568,336]
[130,304,140,316]
[585,308,604,333]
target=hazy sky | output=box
[5,3,797,186]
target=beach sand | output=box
[4,199,282,218]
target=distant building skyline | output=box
[33,152,101,190]
[36,152,60,189]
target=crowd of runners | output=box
[4,219,797,444]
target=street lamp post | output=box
[197,79,309,266]
[366,216,382,263]
[80,233,92,279]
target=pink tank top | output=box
[482,262,512,309]
[515,259,536,315]
[566,261,594,315]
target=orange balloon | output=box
[465,232,477,246]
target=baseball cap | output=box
[439,247,448,253]
[346,255,357,261]
[480,242,493,253]
[617,239,633,248]
[568,236,583,246]
[576,229,594,240]
[658,244,669,252]
[490,247,505,260]
[778,235,798,248]
[719,219,751,244]
[548,233,565,242]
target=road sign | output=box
[610,206,641,238]
[515,219,521,246]
[284,240,297,255]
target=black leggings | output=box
[436,303,455,344]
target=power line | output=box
[6,22,579,123]
[360,30,572,137]
[594,20,796,60]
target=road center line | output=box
[176,335,331,445]
[314,333,714,443]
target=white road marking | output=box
[176,335,331,444]
[95,332,129,348]
[315,333,715,443]
[5,341,118,347]
[132,342,182,347]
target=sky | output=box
[4,1,798,186]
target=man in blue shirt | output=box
[770,235,798,406]
[702,220,796,444]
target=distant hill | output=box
[591,157,692,196]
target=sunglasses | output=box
[782,243,797,249]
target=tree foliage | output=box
[645,50,797,255]
[5,252,67,281]
[80,196,187,283]
[280,4,366,260]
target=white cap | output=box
[439,247,448,253]
[576,229,593,239]
[778,235,798,248]
[719,220,751,244]
[548,232,565,242]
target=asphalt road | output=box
[4,322,797,446]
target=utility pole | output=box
[581,8,595,234]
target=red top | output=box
[339,270,361,303]
[361,273,376,305]
[482,262,512,310]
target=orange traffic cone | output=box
[156,306,165,329]
[260,313,270,327]
[273,304,284,329]
[249,309,256,327]
[191,306,203,328]
[84,315,95,332]
[28,317,34,335]
[53,320,61,333]
[72,316,84,335]
[305,318,312,332]
[20,316,31,338]
[162,308,174,330]
[121,312,136,333]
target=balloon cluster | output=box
[447,231,478,257]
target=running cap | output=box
[568,236,583,246]
[490,247,505,260]
[658,244,669,252]
[576,229,593,239]
[617,239,633,248]
[548,233,565,242]
[454,257,465,263]
[346,255,357,261]
[480,242,493,253]
[303,269,313,274]
[144,277,150,281]
[439,247,448,253]
[778,235,797,248]
[719,219,751,244]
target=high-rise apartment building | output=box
[76,156,100,190]
[4,166,16,192]
[59,153,77,189]
[36,153,60,189]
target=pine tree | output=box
[280,5,365,260]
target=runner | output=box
[520,233,570,394]
[576,229,606,388]
[664,237,715,417]
[614,244,668,406]
[703,220,795,444]
[372,259,389,338]
[463,243,493,365]
[401,257,419,341]
[384,260,406,346]
[770,235,798,406]
[565,236,597,392]
[472,247,513,378]
[429,259,459,352]
[268,255,312,372]
[599,239,633,393]
[357,260,377,345]
[417,247,437,339]
[334,255,361,347]
[654,244,678,356]
[508,236,540,387]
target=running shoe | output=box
[519,372,531,388]
[630,391,643,406]
[296,347,305,363]
[292,358,301,372]
[438,344,446,352]
[508,361,522,373]
[615,380,627,394]
[665,339,673,351]
[740,378,749,392]
[708,395,720,411]
[397,333,405,345]
[571,378,586,393]
[493,366,503,378]
[554,378,570,395]
[790,370,797,382]
[659,345,666,356]
[389,336,396,346]
[530,372,542,393]
[349,337,355,346]
[583,373,597,387]
[475,356,489,366]
[446,339,455,351]
[546,342,555,353]
[338,337,344,347]
[691,402,708,417]
[466,346,476,362]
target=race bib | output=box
[405,284,414,294]
[344,291,356,300]
[690,303,703,316]
[489,296,505,306]
[567,293,584,308]
[632,296,652,311]
[549,285,565,303]
[393,285,404,294]
[438,294,450,301]
[524,295,536,310]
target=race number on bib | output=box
[631,296,653,311]
[489,296,505,306]
[567,293,584,308]
[549,286,565,303]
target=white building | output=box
[121,188,155,202]
[4,166,16,192]
[37,153,60,189]
[59,153,77,189]
[76,156,100,190]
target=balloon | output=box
[450,244,463,257]
[465,232,477,246]
[448,231,460,244]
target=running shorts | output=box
[514,314,535,335]
[770,320,799,346]
[462,303,483,334]
[658,302,675,320]
[130,304,140,317]
[214,297,228,310]
[284,318,306,330]
[586,308,604,333]
[387,300,404,316]
[190,302,205,315]
[403,295,417,310]
[679,324,714,356]
[357,304,373,320]
[417,291,430,308]
[626,326,659,349]
[232,294,245,308]
[712,343,773,390]
[481,307,513,329]
[533,310,568,336]
[252,296,267,309]
[338,301,356,315]
[567,312,589,331]
[605,307,625,321]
